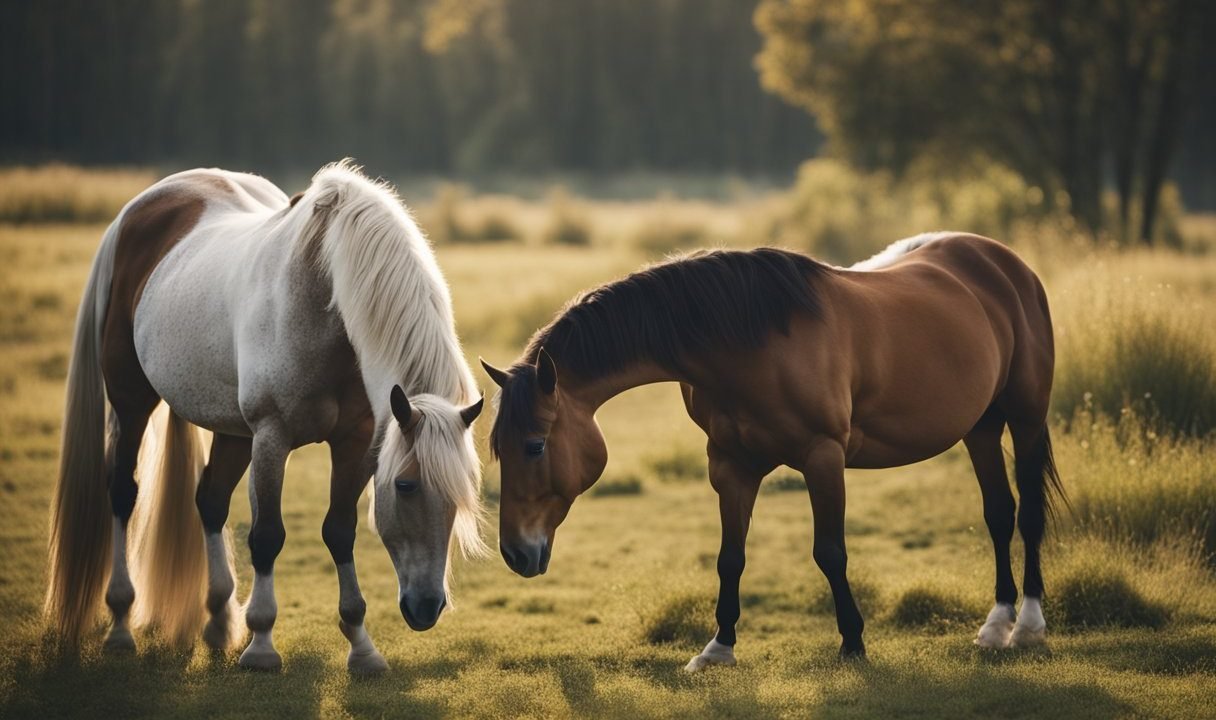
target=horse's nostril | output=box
[401,593,446,631]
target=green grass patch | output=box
[889,584,980,631]
[640,592,715,647]
[647,448,703,483]
[1055,563,1169,630]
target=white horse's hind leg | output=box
[238,431,288,671]
[103,519,136,652]
[1011,597,1047,647]
[975,602,1016,648]
[196,433,251,651]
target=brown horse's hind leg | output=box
[196,433,252,651]
[685,444,768,672]
[965,405,1019,648]
[1007,419,1055,647]
[803,438,865,659]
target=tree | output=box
[755,0,1213,242]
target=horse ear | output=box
[460,395,485,427]
[536,347,557,395]
[480,358,509,388]
[390,385,413,428]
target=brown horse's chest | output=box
[685,386,790,463]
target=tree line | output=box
[0,0,817,178]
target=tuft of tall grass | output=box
[640,592,714,646]
[589,474,644,497]
[1051,262,1216,437]
[1054,408,1215,559]
[631,216,708,257]
[647,448,704,483]
[888,584,979,631]
[0,164,155,224]
[1054,562,1169,629]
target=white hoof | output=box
[239,632,282,671]
[1010,597,1047,648]
[340,620,388,675]
[974,603,1015,649]
[684,638,736,673]
[348,648,389,676]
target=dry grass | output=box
[0,166,1214,718]
[0,165,155,224]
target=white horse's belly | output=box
[134,236,249,436]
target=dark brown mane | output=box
[490,247,829,456]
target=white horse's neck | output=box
[307,164,475,420]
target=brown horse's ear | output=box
[460,395,484,426]
[536,347,557,395]
[390,385,416,429]
[480,358,509,388]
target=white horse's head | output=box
[370,386,485,630]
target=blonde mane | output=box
[295,161,483,553]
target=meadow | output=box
[0,166,1213,719]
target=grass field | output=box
[0,173,1214,718]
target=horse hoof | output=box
[838,644,866,661]
[103,627,136,653]
[239,645,283,671]
[348,648,389,676]
[202,618,232,651]
[1009,622,1046,648]
[975,621,1014,649]
[684,653,736,673]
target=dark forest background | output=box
[0,0,818,179]
[1,0,1213,219]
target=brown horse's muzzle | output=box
[501,536,551,578]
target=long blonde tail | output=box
[45,219,119,646]
[128,405,210,646]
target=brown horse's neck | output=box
[562,359,681,411]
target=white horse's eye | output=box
[394,478,420,495]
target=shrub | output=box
[632,217,707,257]
[761,473,805,494]
[542,188,592,247]
[1054,562,1169,629]
[425,182,473,244]
[648,448,703,483]
[473,212,522,243]
[1052,264,1216,437]
[889,584,979,630]
[590,474,644,497]
[0,164,156,224]
[641,592,715,646]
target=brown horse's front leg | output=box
[685,445,767,672]
[804,438,866,659]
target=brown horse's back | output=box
[829,234,1053,468]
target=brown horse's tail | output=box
[45,219,120,646]
[129,405,210,647]
[1015,424,1068,526]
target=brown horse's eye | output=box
[524,439,546,457]
[395,478,420,494]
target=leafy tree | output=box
[755,0,1214,241]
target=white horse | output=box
[44,161,486,673]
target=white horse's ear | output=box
[390,385,414,428]
[460,395,484,427]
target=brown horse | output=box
[481,232,1062,670]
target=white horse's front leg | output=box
[103,519,136,652]
[975,602,1016,648]
[336,563,388,675]
[1010,597,1047,647]
[685,638,737,672]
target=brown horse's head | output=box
[481,349,607,577]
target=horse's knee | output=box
[322,516,356,564]
[717,545,745,580]
[813,542,848,577]
[249,522,286,574]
